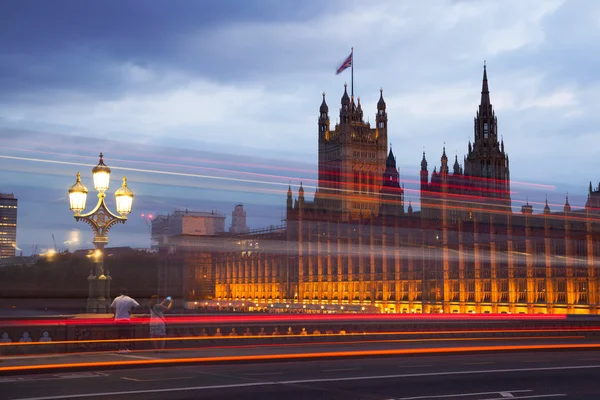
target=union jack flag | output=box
[336,51,353,75]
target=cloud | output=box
[3,0,600,252]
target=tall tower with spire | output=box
[463,63,511,216]
[315,84,390,220]
[419,63,511,221]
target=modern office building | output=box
[0,193,18,259]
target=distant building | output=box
[0,255,38,268]
[0,193,17,259]
[151,209,226,248]
[229,204,250,234]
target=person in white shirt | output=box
[111,288,139,353]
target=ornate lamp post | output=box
[68,153,134,313]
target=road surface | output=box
[2,350,600,399]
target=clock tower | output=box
[316,85,389,220]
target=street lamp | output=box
[68,153,134,313]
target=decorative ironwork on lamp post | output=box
[68,153,134,313]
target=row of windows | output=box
[352,151,378,159]
[0,205,17,208]
[353,172,378,194]
[353,203,375,211]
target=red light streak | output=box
[0,313,567,328]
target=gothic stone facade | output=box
[162,66,600,314]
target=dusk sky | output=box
[1,0,599,254]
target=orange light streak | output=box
[2,342,600,373]
[0,327,586,347]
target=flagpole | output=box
[351,47,354,98]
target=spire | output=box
[453,154,460,174]
[357,96,362,112]
[286,183,293,210]
[468,140,472,153]
[544,195,551,215]
[590,181,593,195]
[299,181,304,196]
[408,200,413,214]
[386,147,396,168]
[377,87,386,111]
[481,61,490,107]
[564,192,571,213]
[421,151,428,171]
[440,146,449,175]
[320,92,328,114]
[341,83,350,105]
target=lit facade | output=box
[159,66,600,314]
[0,193,17,259]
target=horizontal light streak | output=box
[2,343,600,373]
[0,155,294,189]
[0,148,565,202]
[0,333,585,350]
[0,314,568,329]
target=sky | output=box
[1,0,599,254]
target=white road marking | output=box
[463,362,495,365]
[398,390,531,399]
[322,367,360,372]
[484,396,565,400]
[499,392,515,398]
[122,376,192,382]
[111,354,157,360]
[398,364,432,368]
[0,372,106,384]
[9,364,593,400]
[241,372,283,376]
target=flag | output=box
[336,51,353,75]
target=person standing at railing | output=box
[149,295,172,352]
[111,288,139,354]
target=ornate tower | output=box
[420,151,430,218]
[379,147,404,218]
[315,85,388,220]
[463,63,511,216]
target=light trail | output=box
[0,336,584,361]
[0,327,585,347]
[0,147,560,194]
[4,152,595,220]
[2,343,600,373]
[0,312,567,327]
[0,147,316,185]
[0,155,293,189]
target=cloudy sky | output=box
[1,0,599,254]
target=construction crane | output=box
[140,213,154,234]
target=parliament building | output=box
[157,65,600,315]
